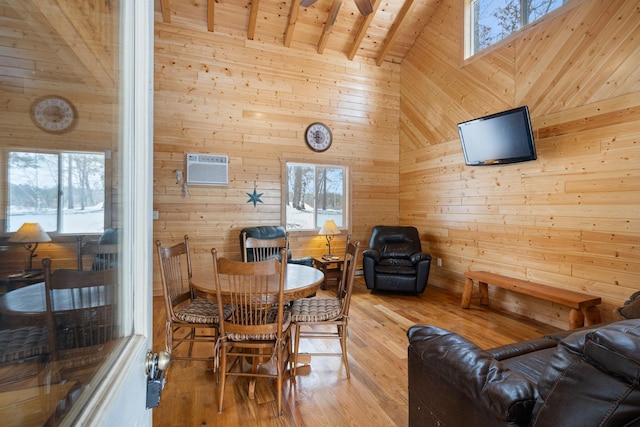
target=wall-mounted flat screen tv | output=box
[457,106,537,166]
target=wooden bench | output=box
[461,271,602,329]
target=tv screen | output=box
[457,106,537,166]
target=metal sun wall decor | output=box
[246,181,263,207]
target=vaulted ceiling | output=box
[155,0,441,65]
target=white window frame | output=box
[282,161,350,233]
[465,0,571,58]
[5,149,109,234]
[65,0,154,425]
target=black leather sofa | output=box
[239,226,312,266]
[362,226,431,293]
[407,319,640,426]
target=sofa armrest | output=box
[362,249,380,262]
[488,338,559,361]
[409,251,431,264]
[408,325,537,423]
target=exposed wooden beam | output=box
[375,0,416,65]
[207,0,214,32]
[247,0,260,40]
[160,0,171,23]
[317,0,343,54]
[284,0,303,47]
[347,0,382,60]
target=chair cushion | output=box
[176,298,229,324]
[290,298,342,322]
[226,310,291,341]
[0,327,49,363]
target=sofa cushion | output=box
[532,319,640,426]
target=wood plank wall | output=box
[400,0,640,327]
[4,0,637,329]
[153,20,401,294]
[0,1,119,275]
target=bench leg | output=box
[479,281,489,306]
[569,309,585,329]
[584,306,601,325]
[461,278,473,308]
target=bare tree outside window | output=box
[471,0,567,54]
[7,151,106,233]
[286,163,346,230]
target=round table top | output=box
[0,282,110,316]
[191,263,324,302]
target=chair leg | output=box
[277,343,283,417]
[187,327,196,356]
[218,346,227,414]
[339,322,350,379]
[293,324,302,377]
[166,321,173,353]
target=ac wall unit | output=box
[186,153,228,186]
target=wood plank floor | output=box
[151,279,561,427]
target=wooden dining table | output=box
[0,282,112,328]
[190,263,324,397]
[189,263,325,302]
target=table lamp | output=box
[9,222,52,271]
[319,220,340,256]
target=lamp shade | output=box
[9,223,52,243]
[319,220,340,236]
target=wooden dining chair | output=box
[211,248,291,416]
[290,239,360,378]
[76,236,118,271]
[156,236,226,361]
[42,257,119,382]
[241,231,288,263]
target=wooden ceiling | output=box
[155,0,441,65]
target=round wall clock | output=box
[30,95,76,133]
[305,122,332,152]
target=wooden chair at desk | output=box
[291,240,360,379]
[211,249,291,416]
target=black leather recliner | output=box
[239,226,313,266]
[362,226,431,293]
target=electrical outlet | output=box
[436,258,442,267]
[153,211,159,220]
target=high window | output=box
[469,0,568,56]
[285,162,347,231]
[7,150,106,234]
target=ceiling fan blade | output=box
[301,0,319,7]
[354,0,373,16]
